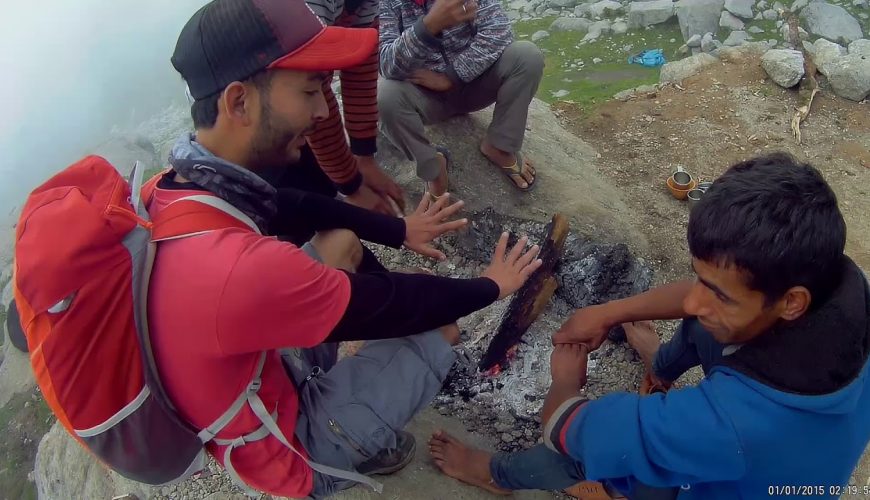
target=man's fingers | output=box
[434,199,465,220]
[516,244,540,269]
[506,235,529,263]
[521,258,544,278]
[435,218,468,234]
[415,193,431,215]
[492,231,509,262]
[416,244,446,261]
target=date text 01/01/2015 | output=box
[767,485,870,496]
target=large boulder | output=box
[628,0,677,28]
[590,0,623,16]
[801,2,864,45]
[549,0,580,8]
[762,49,806,87]
[377,99,647,246]
[825,53,870,101]
[35,422,161,500]
[808,38,848,76]
[724,0,754,18]
[660,52,719,82]
[677,0,726,40]
[850,39,870,58]
[549,17,592,32]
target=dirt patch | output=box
[554,53,870,285]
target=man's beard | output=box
[249,100,310,170]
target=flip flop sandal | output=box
[425,146,452,203]
[493,151,536,192]
[565,480,620,499]
[640,371,671,395]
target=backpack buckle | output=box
[247,379,262,393]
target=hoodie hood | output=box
[720,257,870,413]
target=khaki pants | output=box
[378,41,545,181]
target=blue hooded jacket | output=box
[546,259,870,499]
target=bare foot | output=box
[480,139,536,189]
[429,430,511,496]
[622,321,660,373]
[427,153,449,199]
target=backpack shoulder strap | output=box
[150,195,261,242]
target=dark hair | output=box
[687,153,846,305]
[189,70,274,129]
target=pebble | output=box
[502,432,516,443]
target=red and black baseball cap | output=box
[172,0,378,100]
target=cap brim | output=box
[269,26,378,72]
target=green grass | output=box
[514,18,686,111]
[0,390,55,500]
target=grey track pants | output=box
[378,41,545,181]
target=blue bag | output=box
[628,49,666,68]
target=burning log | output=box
[479,213,570,372]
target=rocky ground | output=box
[0,5,869,498]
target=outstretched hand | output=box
[402,193,467,260]
[481,232,543,300]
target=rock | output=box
[725,0,754,18]
[660,52,719,81]
[826,53,870,101]
[687,33,703,46]
[762,49,805,87]
[531,30,551,42]
[792,0,809,10]
[543,8,561,15]
[590,0,624,16]
[510,0,533,10]
[720,10,746,29]
[501,432,515,443]
[747,25,765,33]
[589,19,613,34]
[756,0,767,9]
[593,57,604,63]
[701,32,720,51]
[849,39,870,57]
[614,84,658,100]
[575,3,592,16]
[762,8,777,20]
[551,89,570,98]
[856,0,869,7]
[612,20,630,33]
[628,0,677,27]
[723,30,752,45]
[808,38,848,75]
[677,0,726,40]
[35,422,161,500]
[550,17,592,31]
[801,2,864,45]
[549,0,579,8]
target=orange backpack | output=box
[12,156,381,492]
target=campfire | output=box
[434,209,652,451]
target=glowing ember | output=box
[484,364,502,377]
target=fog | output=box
[0,0,209,220]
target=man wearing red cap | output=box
[152,0,543,497]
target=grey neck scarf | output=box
[169,133,277,232]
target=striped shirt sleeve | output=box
[543,396,588,456]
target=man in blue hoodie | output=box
[428,153,870,499]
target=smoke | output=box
[0,0,208,218]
